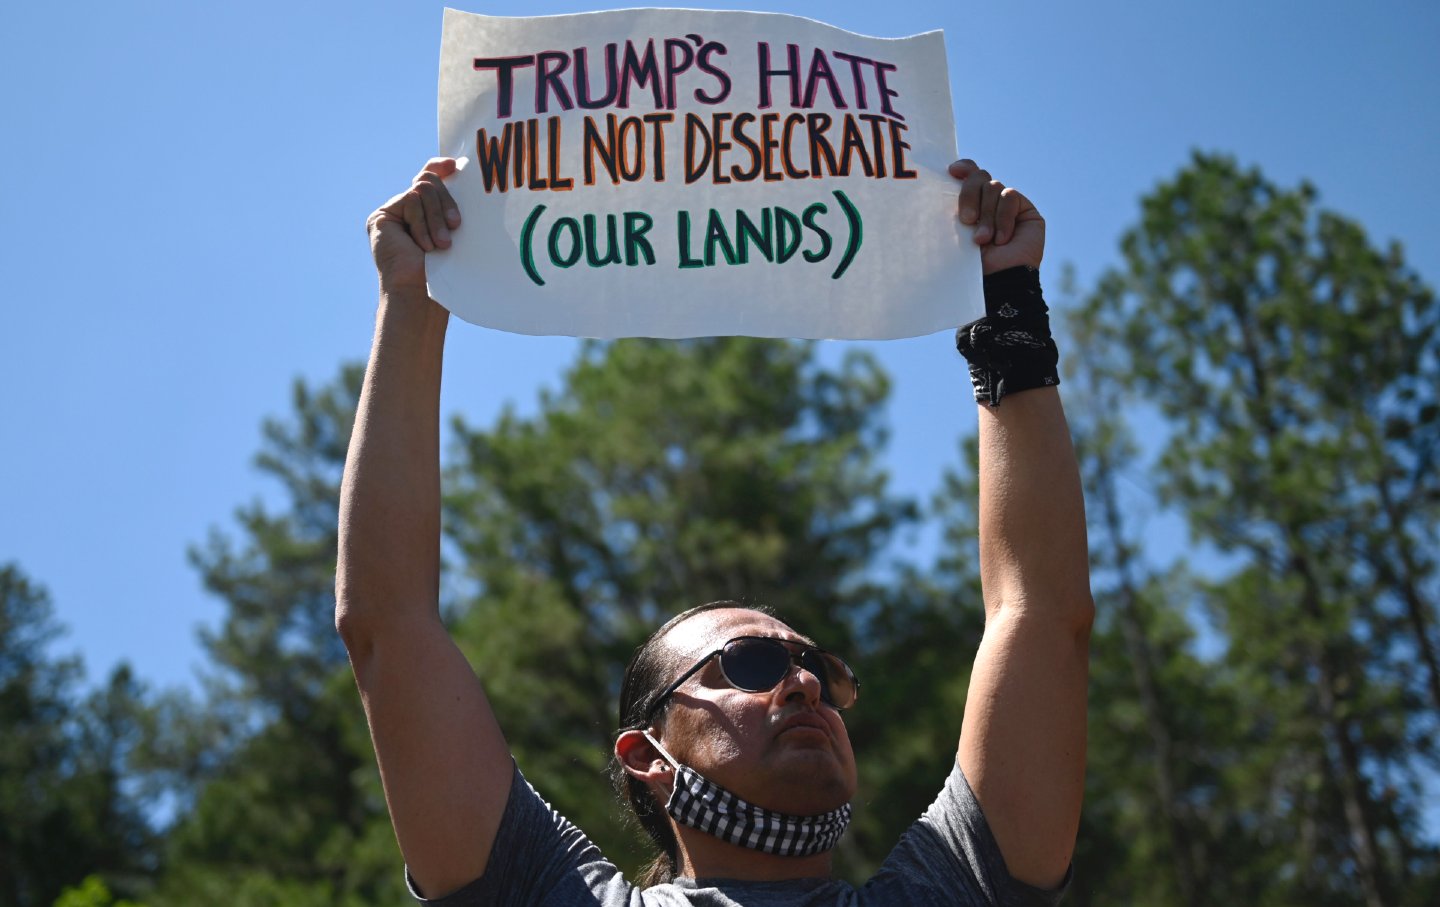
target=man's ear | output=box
[615,729,672,786]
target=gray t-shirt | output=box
[409,761,1069,906]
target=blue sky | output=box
[2,0,1437,705]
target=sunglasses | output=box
[639,635,860,728]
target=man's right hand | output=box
[366,158,462,296]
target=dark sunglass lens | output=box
[720,639,791,691]
[804,651,857,709]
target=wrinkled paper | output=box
[429,7,979,339]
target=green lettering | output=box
[677,211,704,268]
[624,211,655,266]
[775,207,802,263]
[734,209,772,264]
[548,217,582,267]
[583,214,621,268]
[704,209,739,266]
[802,203,832,263]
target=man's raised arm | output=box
[336,159,512,898]
[949,160,1093,890]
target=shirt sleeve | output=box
[866,760,1072,906]
[405,762,638,907]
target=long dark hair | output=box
[612,601,773,887]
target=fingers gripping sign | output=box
[948,159,1044,276]
[368,158,464,294]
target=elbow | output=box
[982,557,1095,641]
[334,610,369,664]
[334,583,376,664]
[333,561,444,671]
[985,588,1095,645]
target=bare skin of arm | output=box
[950,159,1093,890]
[336,159,512,898]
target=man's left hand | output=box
[950,159,1045,276]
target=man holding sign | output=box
[339,10,1086,906]
[337,151,1089,904]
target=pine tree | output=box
[153,368,406,907]
[0,565,154,907]
[1078,153,1440,905]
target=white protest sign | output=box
[429,8,980,339]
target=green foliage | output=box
[1075,152,1440,905]
[0,566,155,907]
[144,368,408,906]
[1058,315,1237,906]
[51,876,143,907]
[190,369,362,717]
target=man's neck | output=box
[673,828,833,883]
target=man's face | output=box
[655,608,858,816]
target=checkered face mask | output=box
[642,731,852,857]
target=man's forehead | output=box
[663,608,813,661]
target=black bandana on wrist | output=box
[955,266,1060,405]
[643,731,852,858]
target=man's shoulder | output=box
[408,763,634,906]
[866,760,1069,906]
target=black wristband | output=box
[954,266,1060,406]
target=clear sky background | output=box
[2,1,1437,704]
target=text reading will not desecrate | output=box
[471,38,917,192]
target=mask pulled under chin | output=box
[642,731,852,858]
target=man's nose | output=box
[778,658,823,705]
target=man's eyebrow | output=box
[775,632,819,648]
